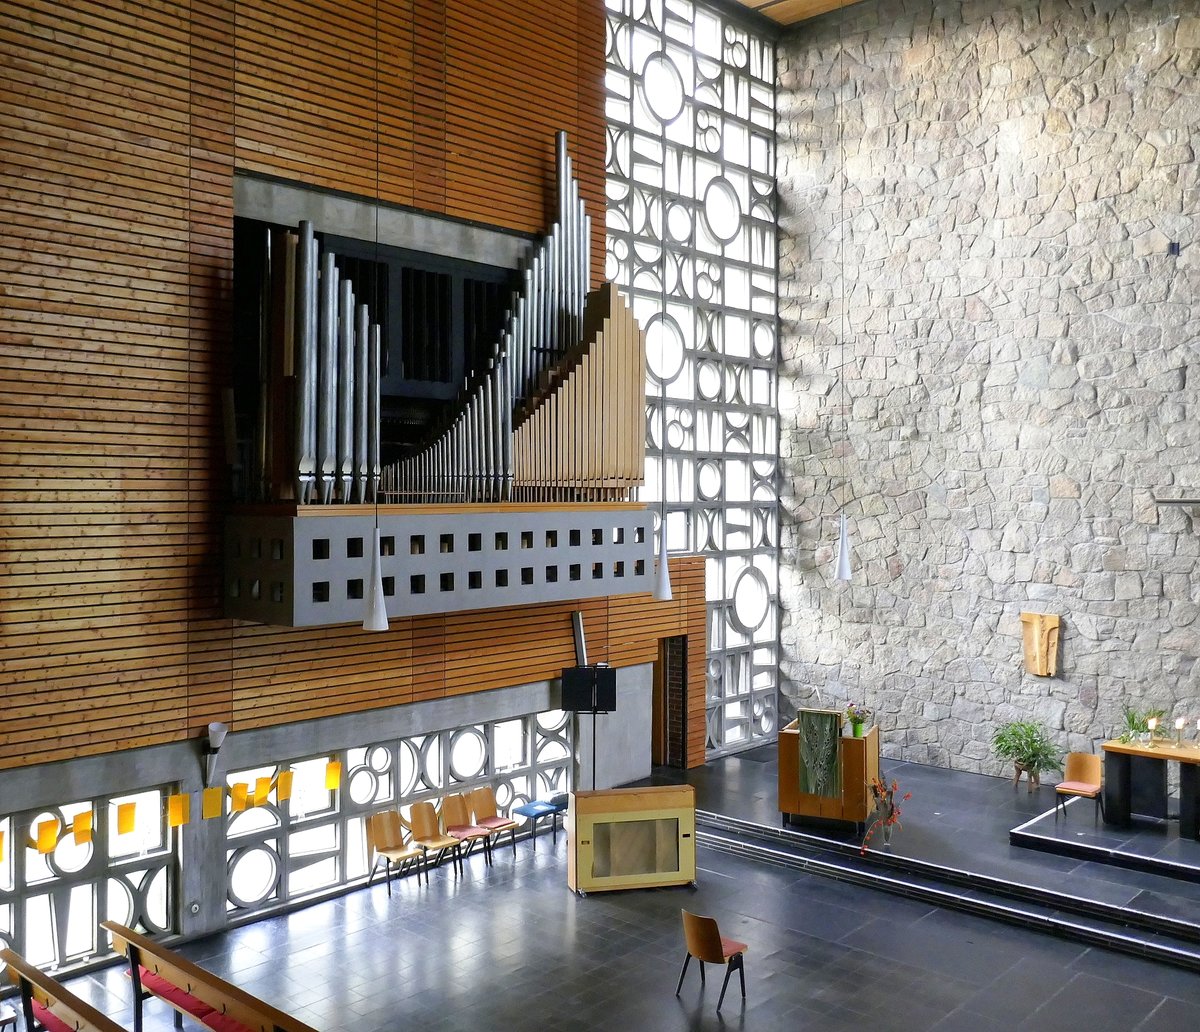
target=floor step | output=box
[696,810,1200,973]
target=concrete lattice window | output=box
[605,0,779,755]
[0,789,174,975]
[223,710,572,915]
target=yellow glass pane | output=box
[231,783,249,813]
[276,770,294,802]
[254,777,272,806]
[117,802,136,836]
[167,794,190,829]
[325,760,342,791]
[0,829,4,862]
[202,787,224,820]
[37,818,60,854]
[73,810,94,845]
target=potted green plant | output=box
[992,720,1062,792]
[1118,706,1166,744]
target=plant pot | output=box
[851,721,864,738]
[1013,762,1040,793]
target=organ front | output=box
[224,133,653,628]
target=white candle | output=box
[1177,717,1186,731]
[1147,717,1158,732]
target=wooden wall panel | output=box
[1,0,199,765]
[0,1,701,774]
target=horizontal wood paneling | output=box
[0,0,685,773]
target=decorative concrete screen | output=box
[225,506,655,626]
[605,0,779,755]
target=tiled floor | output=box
[46,756,1200,1031]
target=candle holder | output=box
[1146,717,1158,747]
[1176,718,1186,749]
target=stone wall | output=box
[776,0,1200,771]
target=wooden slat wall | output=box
[222,556,706,765]
[233,0,606,283]
[0,0,687,774]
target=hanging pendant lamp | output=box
[653,513,673,601]
[363,527,389,631]
[832,4,853,587]
[362,0,388,633]
[651,71,673,605]
[834,512,852,582]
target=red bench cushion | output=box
[202,1010,257,1032]
[32,1000,75,1032]
[139,965,216,1021]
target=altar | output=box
[1102,738,1200,840]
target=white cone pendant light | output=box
[652,521,673,601]
[834,512,852,582]
[363,527,389,631]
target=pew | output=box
[1,948,127,1032]
[101,923,318,1032]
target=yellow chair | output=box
[469,785,520,858]
[407,800,462,882]
[675,910,748,1011]
[365,810,422,896]
[1055,752,1104,821]
[442,792,492,864]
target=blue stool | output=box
[513,794,568,851]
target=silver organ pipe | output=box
[338,279,356,503]
[258,221,386,505]
[294,221,317,504]
[317,253,338,505]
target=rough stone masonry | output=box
[776,0,1200,772]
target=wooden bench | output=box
[1,948,127,1032]
[101,923,318,1032]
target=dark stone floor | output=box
[46,753,1200,1031]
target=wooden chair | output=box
[366,810,423,895]
[441,792,493,864]
[469,785,520,858]
[1056,752,1104,821]
[675,910,748,1011]
[407,800,462,881]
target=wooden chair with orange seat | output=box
[1055,752,1105,821]
[366,810,423,895]
[406,799,463,882]
[441,792,493,865]
[468,785,520,858]
[675,910,748,1011]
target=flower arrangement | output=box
[845,702,871,725]
[861,777,911,853]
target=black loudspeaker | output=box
[561,664,616,713]
[593,665,616,711]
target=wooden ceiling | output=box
[732,0,858,27]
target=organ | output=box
[225,133,653,628]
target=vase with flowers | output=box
[845,702,871,738]
[861,777,911,852]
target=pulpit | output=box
[779,711,880,828]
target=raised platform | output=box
[639,746,1200,970]
[1012,798,1200,883]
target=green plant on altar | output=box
[1118,706,1166,744]
[992,720,1062,791]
